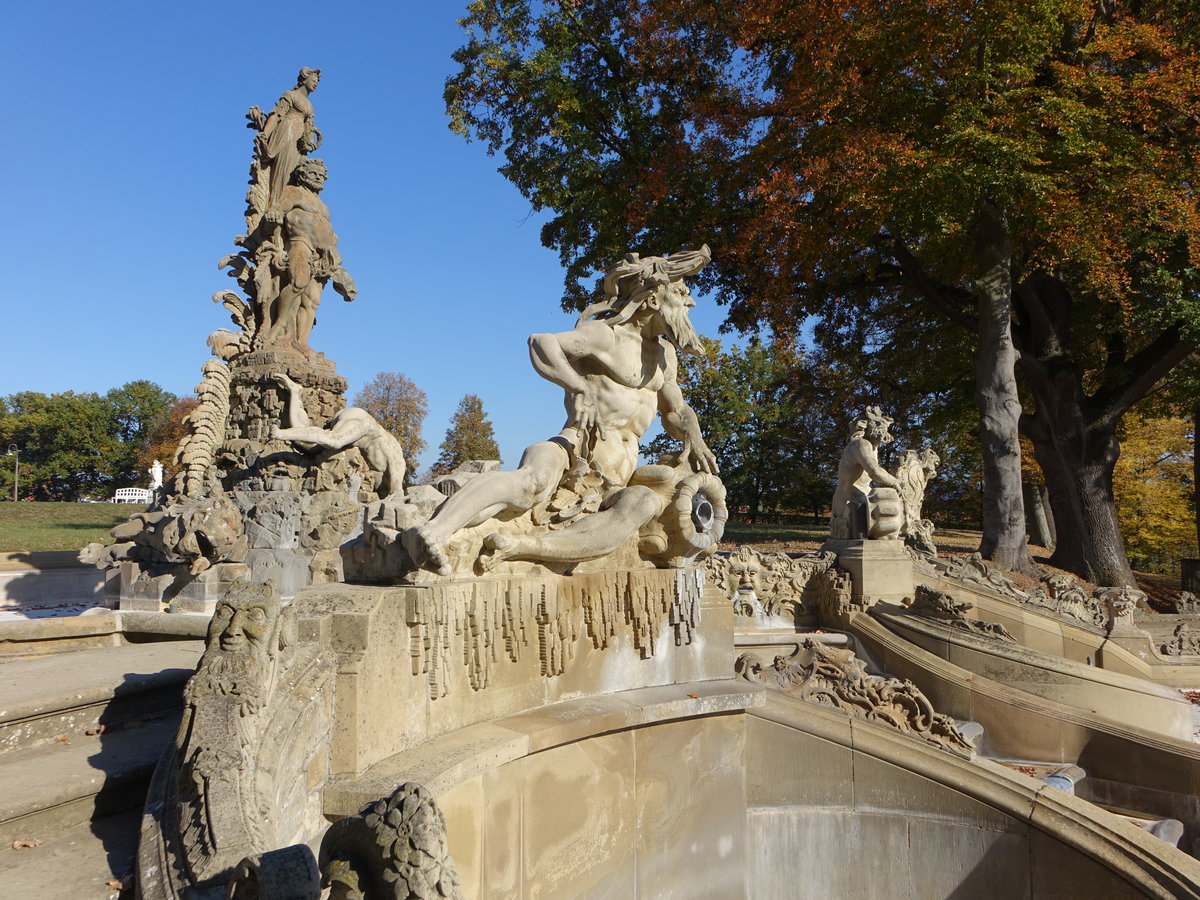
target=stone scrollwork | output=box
[735,640,975,757]
[909,585,1017,642]
[1161,622,1200,657]
[318,782,465,900]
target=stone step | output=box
[0,714,179,846]
[0,807,140,900]
[0,641,202,756]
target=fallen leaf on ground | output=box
[12,839,44,849]
[54,733,70,744]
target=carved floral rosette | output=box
[318,782,464,900]
[735,639,974,757]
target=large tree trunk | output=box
[1012,277,1192,587]
[972,204,1035,572]
[1023,481,1054,550]
[1022,408,1134,585]
[1194,400,1200,551]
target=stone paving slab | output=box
[0,642,202,725]
[0,807,140,899]
[0,716,178,838]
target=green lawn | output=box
[0,502,140,552]
[720,520,829,546]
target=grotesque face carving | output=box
[208,583,278,661]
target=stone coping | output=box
[0,641,203,724]
[873,606,1188,705]
[849,612,1200,800]
[753,692,1200,898]
[323,678,765,817]
[0,611,208,648]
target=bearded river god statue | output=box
[342,245,729,583]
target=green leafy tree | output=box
[0,391,122,500]
[645,336,838,521]
[447,0,1200,584]
[354,372,430,484]
[104,380,177,486]
[431,394,501,478]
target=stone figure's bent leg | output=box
[483,485,660,569]
[403,439,570,575]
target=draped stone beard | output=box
[661,301,703,356]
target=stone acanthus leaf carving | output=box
[1161,622,1200,657]
[941,557,1115,631]
[705,546,835,626]
[943,552,1025,598]
[1096,585,1146,634]
[909,585,1017,642]
[318,782,464,900]
[735,640,975,758]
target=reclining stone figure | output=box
[403,246,720,576]
[270,372,406,499]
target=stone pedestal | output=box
[824,539,913,606]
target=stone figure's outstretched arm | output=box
[272,373,311,429]
[658,349,718,474]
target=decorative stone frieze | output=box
[705,546,835,626]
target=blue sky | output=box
[3,2,732,473]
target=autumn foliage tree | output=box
[448,0,1200,584]
[354,372,429,483]
[1113,411,1197,573]
[431,394,502,478]
[134,396,200,482]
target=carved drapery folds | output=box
[735,639,975,757]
